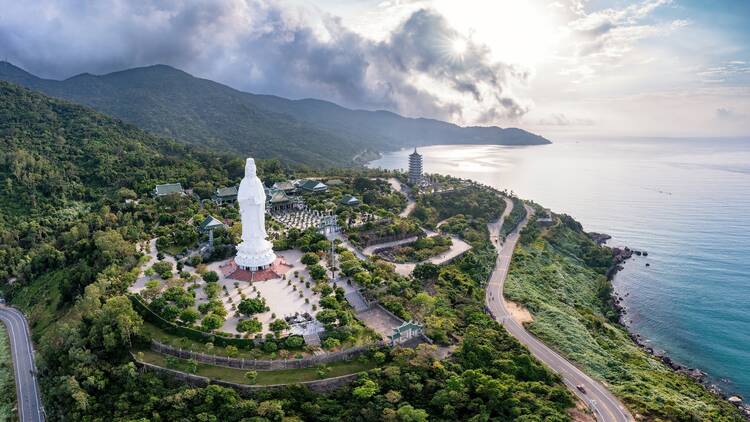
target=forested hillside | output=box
[0,81,242,219]
[0,82,576,421]
[0,62,550,168]
[0,81,284,292]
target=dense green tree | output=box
[238,298,266,316]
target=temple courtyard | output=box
[129,243,362,337]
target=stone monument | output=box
[235,158,276,271]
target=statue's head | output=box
[245,158,257,177]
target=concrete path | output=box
[485,202,632,422]
[362,235,420,256]
[385,178,416,218]
[0,305,44,422]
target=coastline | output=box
[601,235,750,418]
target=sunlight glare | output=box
[434,0,559,66]
[451,38,468,56]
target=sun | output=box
[434,0,558,66]
[451,38,468,56]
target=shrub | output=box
[204,283,220,299]
[301,252,319,265]
[322,337,340,350]
[262,341,278,353]
[285,335,304,349]
[160,304,180,321]
[201,313,224,331]
[308,264,327,281]
[179,308,200,324]
[237,318,263,333]
[373,351,386,364]
[317,365,331,379]
[202,271,219,283]
[269,319,289,334]
[245,370,258,385]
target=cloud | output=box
[557,0,687,81]
[716,107,746,120]
[0,0,527,125]
[537,113,595,126]
[698,61,750,84]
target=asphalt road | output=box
[0,305,44,422]
[485,201,633,422]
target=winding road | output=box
[0,305,44,422]
[485,200,632,422]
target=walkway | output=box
[0,305,44,422]
[385,178,415,218]
[485,201,632,422]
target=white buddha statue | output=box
[235,158,276,270]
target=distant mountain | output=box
[0,62,550,167]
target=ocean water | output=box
[368,138,750,397]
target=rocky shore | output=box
[591,232,750,419]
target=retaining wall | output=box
[151,339,384,371]
[135,359,360,393]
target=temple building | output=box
[298,179,328,193]
[153,182,184,197]
[235,158,277,271]
[213,185,238,205]
[340,195,359,206]
[272,181,296,194]
[408,148,423,185]
[199,215,225,233]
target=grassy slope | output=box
[0,324,17,421]
[136,349,376,385]
[505,221,743,421]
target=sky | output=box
[0,0,748,138]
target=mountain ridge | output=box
[0,61,550,167]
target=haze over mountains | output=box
[0,61,550,167]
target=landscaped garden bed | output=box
[373,235,453,263]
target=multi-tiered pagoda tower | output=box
[408,148,423,185]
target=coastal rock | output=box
[709,384,723,396]
[588,232,611,245]
[661,356,682,370]
[682,368,707,380]
[606,246,635,279]
[728,396,743,405]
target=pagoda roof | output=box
[269,190,291,203]
[387,320,423,342]
[340,195,359,205]
[199,215,225,232]
[272,181,296,191]
[154,183,184,196]
[299,180,328,191]
[215,185,238,197]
